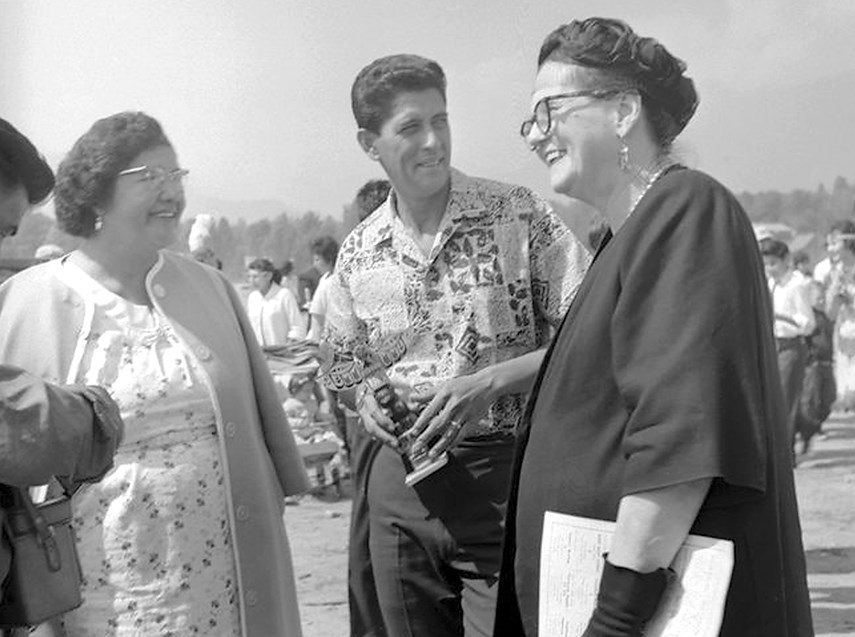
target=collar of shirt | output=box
[362,168,491,265]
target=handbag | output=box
[0,485,82,627]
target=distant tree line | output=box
[4,176,854,280]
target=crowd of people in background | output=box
[760,220,855,464]
[0,13,830,637]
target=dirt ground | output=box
[287,412,855,637]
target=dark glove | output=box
[582,556,672,637]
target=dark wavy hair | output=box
[0,118,54,204]
[538,17,698,148]
[351,54,447,133]
[54,112,171,237]
[310,235,340,268]
[247,257,276,273]
[759,238,789,260]
[355,178,391,221]
[248,257,280,285]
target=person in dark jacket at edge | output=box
[0,118,124,623]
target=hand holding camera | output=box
[368,381,450,486]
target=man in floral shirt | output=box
[322,54,590,637]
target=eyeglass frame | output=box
[519,89,622,139]
[117,165,189,186]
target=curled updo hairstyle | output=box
[538,17,698,149]
[55,112,171,237]
[352,54,446,133]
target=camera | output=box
[373,382,449,486]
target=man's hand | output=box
[76,385,124,447]
[403,371,494,459]
[64,385,125,486]
[357,390,401,450]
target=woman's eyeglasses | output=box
[118,165,189,187]
[520,90,618,139]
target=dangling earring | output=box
[617,136,630,172]
[94,213,103,232]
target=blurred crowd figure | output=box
[279,258,300,300]
[188,213,222,269]
[247,256,307,346]
[354,178,391,223]
[306,236,339,343]
[761,237,815,464]
[799,280,836,451]
[759,218,855,461]
[821,221,855,409]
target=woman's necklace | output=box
[627,157,677,218]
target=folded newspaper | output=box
[539,511,734,637]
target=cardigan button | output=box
[236,505,250,521]
[195,346,212,361]
[152,283,166,298]
[245,589,259,606]
[224,422,237,437]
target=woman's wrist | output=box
[582,557,672,637]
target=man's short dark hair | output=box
[351,54,447,133]
[355,179,391,222]
[310,236,339,268]
[0,118,54,204]
[759,238,789,260]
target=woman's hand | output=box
[403,371,495,459]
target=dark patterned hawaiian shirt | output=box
[322,169,590,436]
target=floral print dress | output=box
[60,262,241,636]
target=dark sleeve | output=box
[612,172,770,497]
[0,365,116,487]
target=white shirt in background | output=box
[813,257,835,287]
[247,282,306,346]
[769,271,815,339]
[308,272,332,342]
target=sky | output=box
[2,0,855,223]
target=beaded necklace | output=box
[627,158,677,220]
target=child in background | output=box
[798,280,837,454]
[283,375,320,432]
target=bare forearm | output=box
[608,477,712,572]
[475,349,546,401]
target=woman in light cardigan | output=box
[0,112,308,636]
